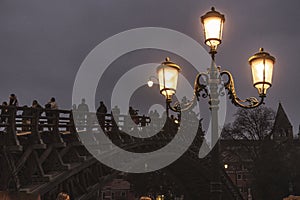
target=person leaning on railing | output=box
[96,101,107,130]
[9,94,18,107]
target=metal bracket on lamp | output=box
[220,70,265,109]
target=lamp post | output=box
[152,7,276,200]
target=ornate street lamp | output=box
[156,47,275,112]
[150,7,276,200]
[156,58,181,101]
[201,7,225,55]
[154,8,275,112]
[155,58,181,117]
[249,48,275,97]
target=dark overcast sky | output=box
[0,0,299,132]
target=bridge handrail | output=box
[0,105,155,146]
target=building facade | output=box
[221,103,300,199]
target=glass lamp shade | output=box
[201,7,225,50]
[249,48,275,97]
[156,57,181,100]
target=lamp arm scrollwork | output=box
[172,94,197,112]
[195,72,210,100]
[166,72,210,113]
[166,93,198,113]
[220,70,265,109]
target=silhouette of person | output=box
[111,105,120,116]
[77,98,89,125]
[56,192,70,200]
[150,110,159,129]
[128,106,136,116]
[72,104,79,124]
[129,106,139,125]
[45,97,58,131]
[48,97,58,109]
[30,100,43,131]
[32,100,42,115]
[31,99,43,117]
[9,94,18,106]
[44,103,53,131]
[32,100,42,109]
[97,101,107,130]
[22,105,31,131]
[111,105,120,129]
[0,101,8,123]
[72,104,77,111]
[77,98,89,112]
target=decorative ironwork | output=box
[164,65,266,114]
[220,70,265,109]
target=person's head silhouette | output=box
[56,192,70,200]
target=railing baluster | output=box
[31,109,44,144]
[7,106,20,146]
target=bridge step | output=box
[76,183,101,200]
[20,172,62,193]
[6,145,23,151]
[31,171,62,183]
[31,175,50,183]
[0,192,40,200]
[19,184,43,193]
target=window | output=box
[241,165,246,170]
[239,187,247,193]
[237,174,242,180]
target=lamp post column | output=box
[201,6,224,199]
[166,99,170,118]
[209,54,222,200]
